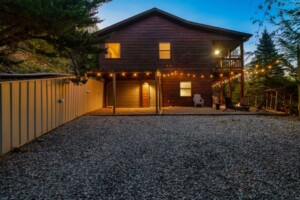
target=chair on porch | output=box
[193,94,204,107]
[224,97,236,111]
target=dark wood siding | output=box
[99,15,237,72]
[162,76,213,107]
[99,14,246,107]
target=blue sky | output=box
[98,0,269,56]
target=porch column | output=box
[159,75,163,110]
[220,82,224,105]
[240,41,245,98]
[229,78,232,98]
[228,49,232,98]
[275,90,278,111]
[112,73,116,114]
[155,72,159,114]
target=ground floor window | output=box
[180,81,191,97]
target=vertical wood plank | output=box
[62,79,66,124]
[11,82,20,148]
[20,81,28,145]
[51,79,56,129]
[28,81,35,141]
[55,79,60,126]
[1,83,11,154]
[35,81,42,137]
[41,80,47,134]
[69,82,72,121]
[64,81,68,122]
[47,80,52,131]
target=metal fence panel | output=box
[0,77,103,155]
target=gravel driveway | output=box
[1,115,300,199]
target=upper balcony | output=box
[213,56,242,72]
[211,40,243,72]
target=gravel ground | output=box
[1,115,300,199]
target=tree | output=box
[0,0,110,78]
[246,29,285,94]
[0,0,109,47]
[253,0,299,115]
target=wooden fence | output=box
[0,77,104,155]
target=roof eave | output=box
[97,8,252,40]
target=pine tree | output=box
[0,0,110,77]
[247,29,285,94]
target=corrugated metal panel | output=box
[0,77,103,155]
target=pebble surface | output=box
[0,115,300,199]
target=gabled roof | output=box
[97,8,252,41]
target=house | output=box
[97,8,252,112]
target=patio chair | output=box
[224,97,236,111]
[193,94,204,107]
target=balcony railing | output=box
[213,57,242,72]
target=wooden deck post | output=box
[155,72,159,114]
[220,83,223,105]
[112,73,116,114]
[229,49,232,98]
[270,94,273,110]
[240,41,245,98]
[275,90,278,111]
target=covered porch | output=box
[87,106,279,116]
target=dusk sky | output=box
[98,0,271,57]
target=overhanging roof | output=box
[97,8,252,41]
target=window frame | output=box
[159,42,171,59]
[180,81,192,97]
[105,43,121,59]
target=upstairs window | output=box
[159,43,171,59]
[105,43,121,59]
[180,82,192,97]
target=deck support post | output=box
[240,41,245,98]
[275,90,278,111]
[220,82,224,105]
[112,73,116,114]
[228,49,232,98]
[155,72,159,114]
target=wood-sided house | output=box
[97,8,252,112]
